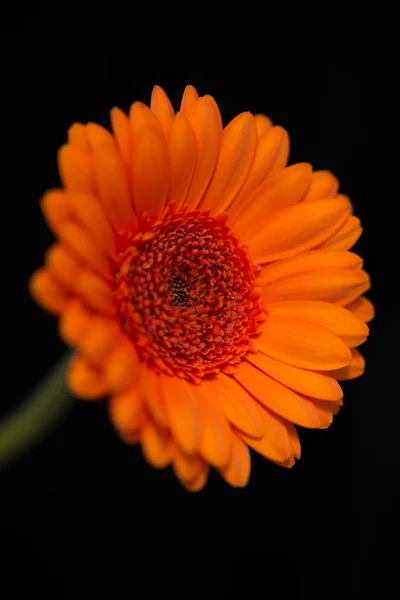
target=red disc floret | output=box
[113,209,263,382]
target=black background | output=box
[1,14,398,598]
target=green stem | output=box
[0,352,76,469]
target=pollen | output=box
[169,276,192,307]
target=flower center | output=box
[169,276,192,307]
[113,209,264,382]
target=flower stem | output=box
[0,352,76,470]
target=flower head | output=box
[30,85,373,490]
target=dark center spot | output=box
[169,275,193,307]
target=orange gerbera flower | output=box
[29,85,373,491]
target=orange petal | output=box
[268,128,290,176]
[318,215,362,251]
[129,101,160,127]
[327,348,365,381]
[260,250,362,286]
[108,384,146,441]
[130,110,169,219]
[150,85,175,139]
[103,339,139,393]
[200,375,264,439]
[110,107,131,168]
[218,433,251,488]
[168,112,197,210]
[68,192,116,257]
[286,421,301,459]
[256,316,352,370]
[248,198,350,264]
[67,354,109,400]
[59,299,91,346]
[29,267,70,315]
[300,397,334,429]
[266,301,369,348]
[86,123,135,234]
[141,367,169,429]
[237,405,292,462]
[227,126,288,220]
[45,244,82,291]
[208,96,223,132]
[75,269,114,316]
[172,447,204,482]
[303,170,339,201]
[184,96,221,209]
[334,193,354,213]
[317,399,341,415]
[315,397,341,416]
[254,114,273,136]
[44,192,114,271]
[232,163,313,240]
[141,421,171,468]
[346,296,375,323]
[263,267,370,306]
[67,123,89,151]
[180,85,199,116]
[199,112,257,213]
[191,383,232,467]
[41,189,72,237]
[80,317,121,366]
[159,376,201,454]
[59,222,111,280]
[247,352,343,401]
[235,361,321,428]
[274,456,296,468]
[181,464,210,492]
[58,145,95,194]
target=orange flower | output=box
[30,85,373,491]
